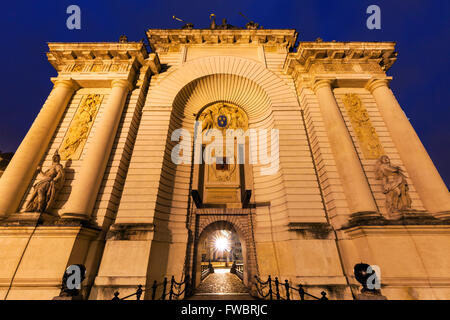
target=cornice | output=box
[146,29,298,53]
[285,41,397,75]
[46,42,160,74]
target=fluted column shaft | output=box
[313,80,378,217]
[62,79,131,219]
[367,79,450,214]
[0,79,77,217]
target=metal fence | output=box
[112,275,191,300]
[253,275,328,300]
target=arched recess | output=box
[193,218,255,288]
[144,56,302,289]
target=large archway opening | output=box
[192,219,255,296]
[195,227,248,295]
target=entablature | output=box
[146,29,298,53]
[285,41,397,81]
[46,42,160,88]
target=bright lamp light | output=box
[214,237,229,252]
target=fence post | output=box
[185,274,191,297]
[320,291,328,300]
[161,277,167,300]
[112,291,120,300]
[151,280,157,300]
[284,280,290,300]
[268,275,273,300]
[136,284,143,300]
[275,277,280,300]
[169,275,175,300]
[298,284,305,301]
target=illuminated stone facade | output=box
[0,27,449,300]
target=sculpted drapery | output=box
[375,155,412,215]
[25,151,65,213]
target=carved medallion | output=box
[197,102,248,133]
[342,93,384,159]
[59,94,103,160]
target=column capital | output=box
[365,78,391,93]
[111,79,133,91]
[52,78,79,91]
[312,79,334,93]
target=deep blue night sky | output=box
[0,0,448,187]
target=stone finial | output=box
[354,263,387,300]
[53,264,87,300]
[119,35,128,43]
[210,13,217,29]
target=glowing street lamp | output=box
[214,236,229,253]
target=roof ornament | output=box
[239,12,261,30]
[172,15,194,29]
[210,13,217,29]
[218,18,237,30]
[119,35,128,43]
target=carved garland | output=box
[59,94,103,160]
[341,93,384,159]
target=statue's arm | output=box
[54,166,64,182]
[36,166,45,176]
[383,165,400,174]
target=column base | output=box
[434,211,450,221]
[61,212,90,221]
[348,211,383,226]
[346,210,447,228]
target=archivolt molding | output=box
[146,55,300,122]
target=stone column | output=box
[313,80,378,219]
[0,79,77,218]
[366,79,450,215]
[62,79,132,220]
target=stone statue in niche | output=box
[375,155,412,215]
[25,151,65,213]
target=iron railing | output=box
[201,263,215,281]
[112,275,191,300]
[230,262,244,280]
[253,275,328,300]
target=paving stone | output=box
[195,271,249,294]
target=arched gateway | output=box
[1,26,450,300]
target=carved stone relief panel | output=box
[342,93,384,159]
[59,94,103,160]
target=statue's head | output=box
[379,155,390,165]
[52,151,61,163]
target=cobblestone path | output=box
[188,268,254,300]
[196,270,249,294]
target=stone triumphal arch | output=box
[0,26,449,300]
